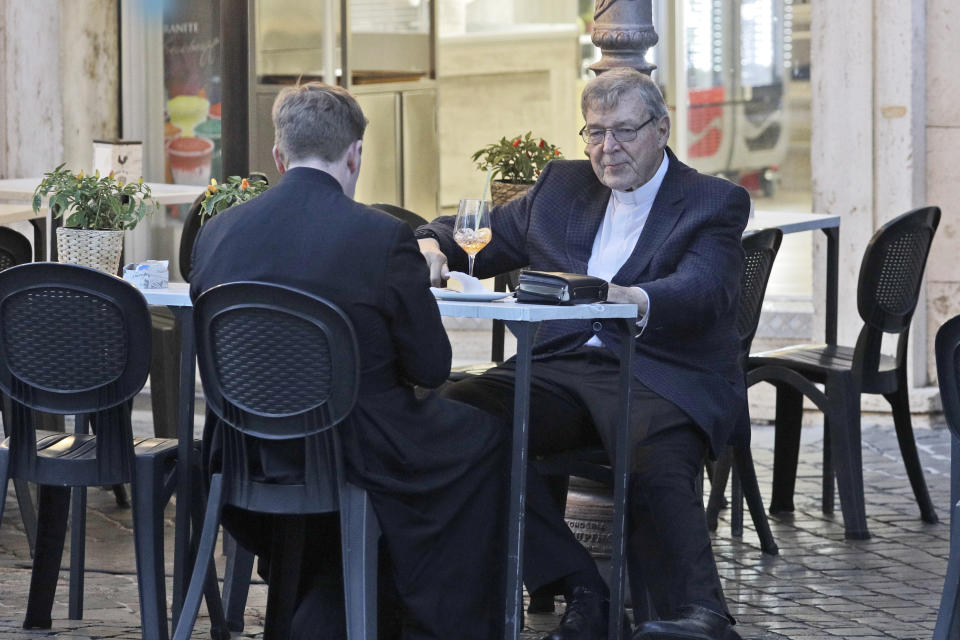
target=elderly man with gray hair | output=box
[418,67,750,640]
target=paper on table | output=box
[447,271,486,293]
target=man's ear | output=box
[272,145,286,175]
[345,140,362,175]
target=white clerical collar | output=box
[610,151,669,207]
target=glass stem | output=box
[468,254,476,277]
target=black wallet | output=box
[515,271,608,305]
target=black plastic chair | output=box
[934,314,960,639]
[0,263,183,638]
[370,202,428,230]
[705,227,783,554]
[749,206,941,539]
[0,226,38,554]
[0,226,33,270]
[216,200,417,634]
[173,282,378,640]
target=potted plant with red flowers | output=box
[471,132,563,206]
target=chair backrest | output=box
[0,263,151,483]
[370,202,429,230]
[0,227,32,271]
[178,194,205,282]
[936,314,960,443]
[0,263,152,415]
[738,227,783,361]
[194,281,360,441]
[857,206,940,333]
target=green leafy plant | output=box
[200,175,270,223]
[471,132,563,184]
[32,164,156,230]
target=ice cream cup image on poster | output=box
[167,95,210,139]
[167,136,214,185]
[193,118,222,183]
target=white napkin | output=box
[447,271,485,293]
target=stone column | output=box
[925,0,960,386]
[811,0,935,395]
[0,0,118,179]
[0,0,63,178]
[589,0,658,75]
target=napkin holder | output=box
[123,260,169,289]
[515,271,608,305]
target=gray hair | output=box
[272,82,368,164]
[581,68,668,120]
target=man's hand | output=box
[418,238,450,287]
[607,283,649,318]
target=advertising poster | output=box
[163,1,222,187]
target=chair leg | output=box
[222,531,255,632]
[340,482,378,640]
[68,485,86,620]
[734,445,778,555]
[12,480,38,557]
[826,384,870,540]
[705,447,733,531]
[132,457,170,640]
[822,419,835,515]
[24,485,71,629]
[172,473,224,640]
[885,386,939,523]
[188,466,229,640]
[731,463,744,538]
[770,383,803,514]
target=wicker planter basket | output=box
[490,180,534,207]
[56,228,124,275]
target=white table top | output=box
[0,178,204,207]
[140,282,192,306]
[436,298,637,321]
[140,283,639,321]
[749,210,840,234]
[0,203,44,225]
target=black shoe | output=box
[539,586,609,640]
[633,604,730,640]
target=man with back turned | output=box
[417,67,749,640]
[190,81,507,639]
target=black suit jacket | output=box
[190,167,501,494]
[423,150,750,454]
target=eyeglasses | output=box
[579,116,656,145]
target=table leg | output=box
[27,219,46,261]
[171,307,195,628]
[505,322,537,640]
[608,319,635,640]
[822,227,839,344]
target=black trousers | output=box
[442,346,729,620]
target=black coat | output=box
[423,150,750,454]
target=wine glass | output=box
[453,198,492,278]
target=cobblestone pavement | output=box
[0,416,951,640]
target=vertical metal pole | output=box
[171,307,196,628]
[823,227,839,344]
[221,0,249,179]
[504,322,537,640]
[608,318,634,640]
